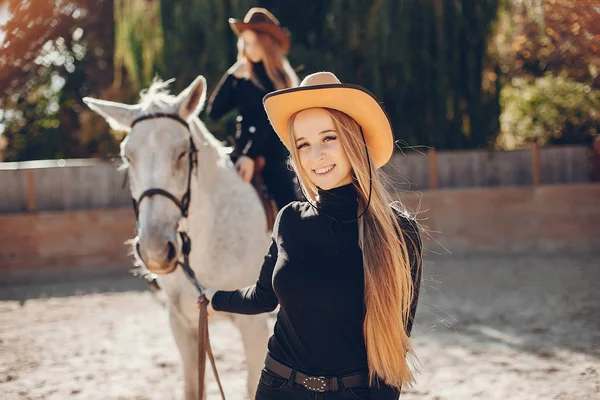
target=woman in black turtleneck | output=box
[207,8,299,209]
[207,71,424,400]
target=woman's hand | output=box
[200,289,217,317]
[206,303,216,317]
[228,60,250,79]
[235,156,255,183]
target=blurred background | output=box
[1,0,600,160]
[0,1,599,399]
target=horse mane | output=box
[138,78,179,112]
[138,78,231,156]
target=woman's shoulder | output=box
[390,203,420,234]
[271,200,313,230]
[276,200,315,221]
[390,203,423,267]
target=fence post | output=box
[429,148,439,190]
[532,142,541,186]
[591,137,600,182]
[27,170,36,212]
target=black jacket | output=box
[207,62,287,161]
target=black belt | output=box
[264,353,369,393]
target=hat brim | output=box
[229,19,290,52]
[263,84,394,168]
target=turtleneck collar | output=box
[316,183,359,222]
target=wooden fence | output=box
[0,159,130,213]
[383,144,588,190]
[0,145,590,213]
[2,183,599,284]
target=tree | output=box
[116,0,502,150]
[497,0,600,86]
[494,0,600,148]
[1,0,121,161]
[113,0,255,95]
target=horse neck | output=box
[187,118,224,219]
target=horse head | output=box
[83,76,207,275]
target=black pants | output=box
[231,153,298,210]
[255,368,401,400]
[261,159,299,210]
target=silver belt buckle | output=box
[302,376,327,392]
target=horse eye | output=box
[177,151,187,161]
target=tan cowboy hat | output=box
[263,72,394,168]
[229,8,291,52]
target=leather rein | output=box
[129,113,226,400]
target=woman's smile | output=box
[313,164,336,175]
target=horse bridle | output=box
[128,113,226,400]
[129,113,205,288]
[130,113,196,221]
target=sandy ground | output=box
[1,251,599,400]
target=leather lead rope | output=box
[181,233,226,400]
[198,296,227,400]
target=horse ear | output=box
[175,75,207,121]
[82,97,142,131]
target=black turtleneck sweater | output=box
[212,184,422,397]
[207,62,287,160]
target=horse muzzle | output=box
[136,238,179,275]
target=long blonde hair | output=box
[237,31,298,90]
[287,108,420,388]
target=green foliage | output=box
[5,0,600,162]
[2,78,64,161]
[115,0,502,150]
[495,0,600,88]
[498,73,600,149]
[2,55,121,161]
[1,0,120,162]
[114,0,165,90]
[160,0,256,95]
[114,0,255,94]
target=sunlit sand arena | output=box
[2,252,598,400]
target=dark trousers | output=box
[230,153,298,210]
[255,368,401,400]
[261,159,299,210]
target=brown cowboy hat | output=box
[263,72,394,168]
[229,8,291,52]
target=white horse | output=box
[83,75,270,399]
